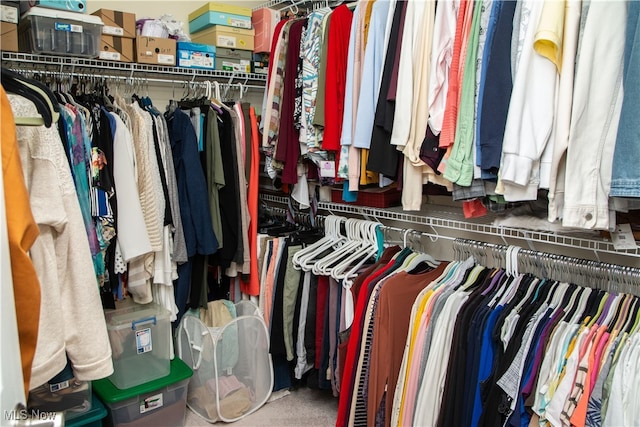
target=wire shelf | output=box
[260,194,640,259]
[1,52,267,85]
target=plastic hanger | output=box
[312,219,363,276]
[341,224,386,286]
[312,219,364,276]
[2,68,52,126]
[331,221,379,280]
[293,216,337,267]
[295,216,347,271]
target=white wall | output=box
[86,0,266,32]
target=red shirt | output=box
[322,5,354,153]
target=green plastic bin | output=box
[93,358,193,427]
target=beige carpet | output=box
[184,387,338,426]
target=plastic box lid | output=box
[65,394,107,427]
[189,2,252,21]
[104,304,171,332]
[93,358,193,404]
[177,41,216,54]
[22,6,103,25]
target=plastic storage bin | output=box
[65,394,107,427]
[93,358,193,427]
[18,6,102,57]
[104,304,171,390]
[28,377,92,418]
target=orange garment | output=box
[240,107,261,296]
[1,85,42,396]
[438,0,474,151]
[359,149,378,186]
[570,325,609,426]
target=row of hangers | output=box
[290,215,440,286]
[1,68,60,127]
[3,67,253,124]
[261,205,640,298]
[453,239,640,296]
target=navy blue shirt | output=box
[168,108,218,256]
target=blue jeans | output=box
[611,1,640,197]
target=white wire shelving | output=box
[253,0,343,11]
[261,194,640,260]
[1,52,267,88]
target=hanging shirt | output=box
[10,93,114,389]
[1,86,42,396]
[322,5,354,156]
[301,8,332,150]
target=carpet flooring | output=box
[184,387,338,426]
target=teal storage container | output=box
[65,394,107,427]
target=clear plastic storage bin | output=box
[18,6,102,57]
[93,358,193,427]
[104,304,171,390]
[28,377,92,418]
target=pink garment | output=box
[233,103,246,170]
[263,238,280,329]
[570,326,609,427]
[400,287,445,425]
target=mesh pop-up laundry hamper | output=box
[176,301,273,423]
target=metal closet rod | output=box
[452,238,640,292]
[264,206,447,244]
[253,0,348,12]
[264,205,640,289]
[260,193,640,259]
[10,69,265,90]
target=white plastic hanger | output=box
[295,216,348,271]
[340,225,385,286]
[294,216,337,270]
[331,221,379,280]
[312,219,364,276]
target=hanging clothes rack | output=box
[1,52,267,88]
[262,203,640,291]
[9,68,264,97]
[261,194,640,262]
[253,0,340,12]
[452,238,640,293]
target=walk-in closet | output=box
[2,0,640,426]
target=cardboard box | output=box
[252,8,279,53]
[216,46,251,61]
[188,2,252,22]
[136,36,175,66]
[0,21,17,51]
[177,41,215,69]
[92,8,136,38]
[252,60,268,75]
[215,46,251,72]
[189,10,251,34]
[99,35,134,62]
[215,57,250,73]
[0,2,18,23]
[191,25,254,51]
